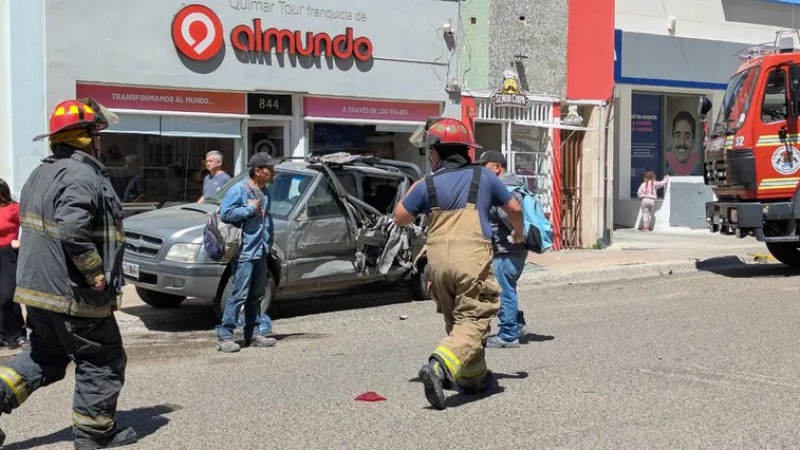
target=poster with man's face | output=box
[665,96,703,176]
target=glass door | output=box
[248,122,289,158]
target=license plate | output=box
[122,262,140,279]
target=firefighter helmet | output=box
[409,117,481,150]
[33,98,118,142]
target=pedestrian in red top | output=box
[0,178,27,349]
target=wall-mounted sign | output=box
[247,93,293,115]
[304,96,440,122]
[171,4,374,63]
[76,83,246,114]
[490,68,529,108]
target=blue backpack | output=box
[509,186,553,254]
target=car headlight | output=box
[165,243,201,263]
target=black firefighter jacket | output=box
[15,144,126,318]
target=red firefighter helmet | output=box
[410,117,481,150]
[33,98,117,141]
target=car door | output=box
[286,175,357,285]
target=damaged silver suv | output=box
[121,154,429,318]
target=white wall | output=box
[3,0,47,197]
[617,0,798,43]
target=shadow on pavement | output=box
[408,371,529,409]
[119,283,416,334]
[121,302,218,333]
[270,283,414,320]
[520,333,555,344]
[695,256,800,279]
[3,404,180,450]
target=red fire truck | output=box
[704,31,800,266]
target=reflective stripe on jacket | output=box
[15,145,126,318]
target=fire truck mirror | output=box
[698,96,713,117]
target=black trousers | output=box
[0,307,127,437]
[0,246,25,344]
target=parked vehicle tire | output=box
[766,242,800,267]
[409,259,430,301]
[135,287,186,308]
[213,267,277,321]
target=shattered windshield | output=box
[205,169,313,220]
[716,67,760,134]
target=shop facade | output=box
[1,0,461,208]
[612,0,800,230]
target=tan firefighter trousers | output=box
[426,198,500,388]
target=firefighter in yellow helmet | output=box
[0,98,136,448]
[394,117,524,409]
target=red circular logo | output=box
[172,4,224,61]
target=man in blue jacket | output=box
[477,150,528,348]
[216,152,280,353]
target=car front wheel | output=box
[135,287,186,308]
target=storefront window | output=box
[629,92,710,197]
[98,133,236,208]
[307,122,429,168]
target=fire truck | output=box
[704,30,800,266]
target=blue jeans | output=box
[492,254,527,342]
[216,256,268,341]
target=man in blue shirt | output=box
[198,150,231,203]
[215,152,279,353]
[394,118,524,410]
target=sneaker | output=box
[486,335,520,349]
[418,360,447,410]
[74,426,137,450]
[216,339,241,353]
[244,335,277,348]
[9,339,29,350]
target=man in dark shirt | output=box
[477,150,528,348]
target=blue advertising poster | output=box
[630,94,662,197]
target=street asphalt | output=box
[1,262,799,449]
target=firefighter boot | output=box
[419,357,451,410]
[459,371,496,395]
[74,426,137,450]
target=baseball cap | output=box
[474,150,506,166]
[247,152,282,168]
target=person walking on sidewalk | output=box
[394,118,524,410]
[637,171,669,231]
[0,98,137,448]
[476,151,528,349]
[215,152,280,353]
[0,179,27,351]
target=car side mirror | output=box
[698,96,713,117]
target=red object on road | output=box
[354,391,386,402]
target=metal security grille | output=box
[560,130,584,248]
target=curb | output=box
[518,257,756,288]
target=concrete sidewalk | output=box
[520,227,773,286]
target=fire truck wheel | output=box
[766,242,800,267]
